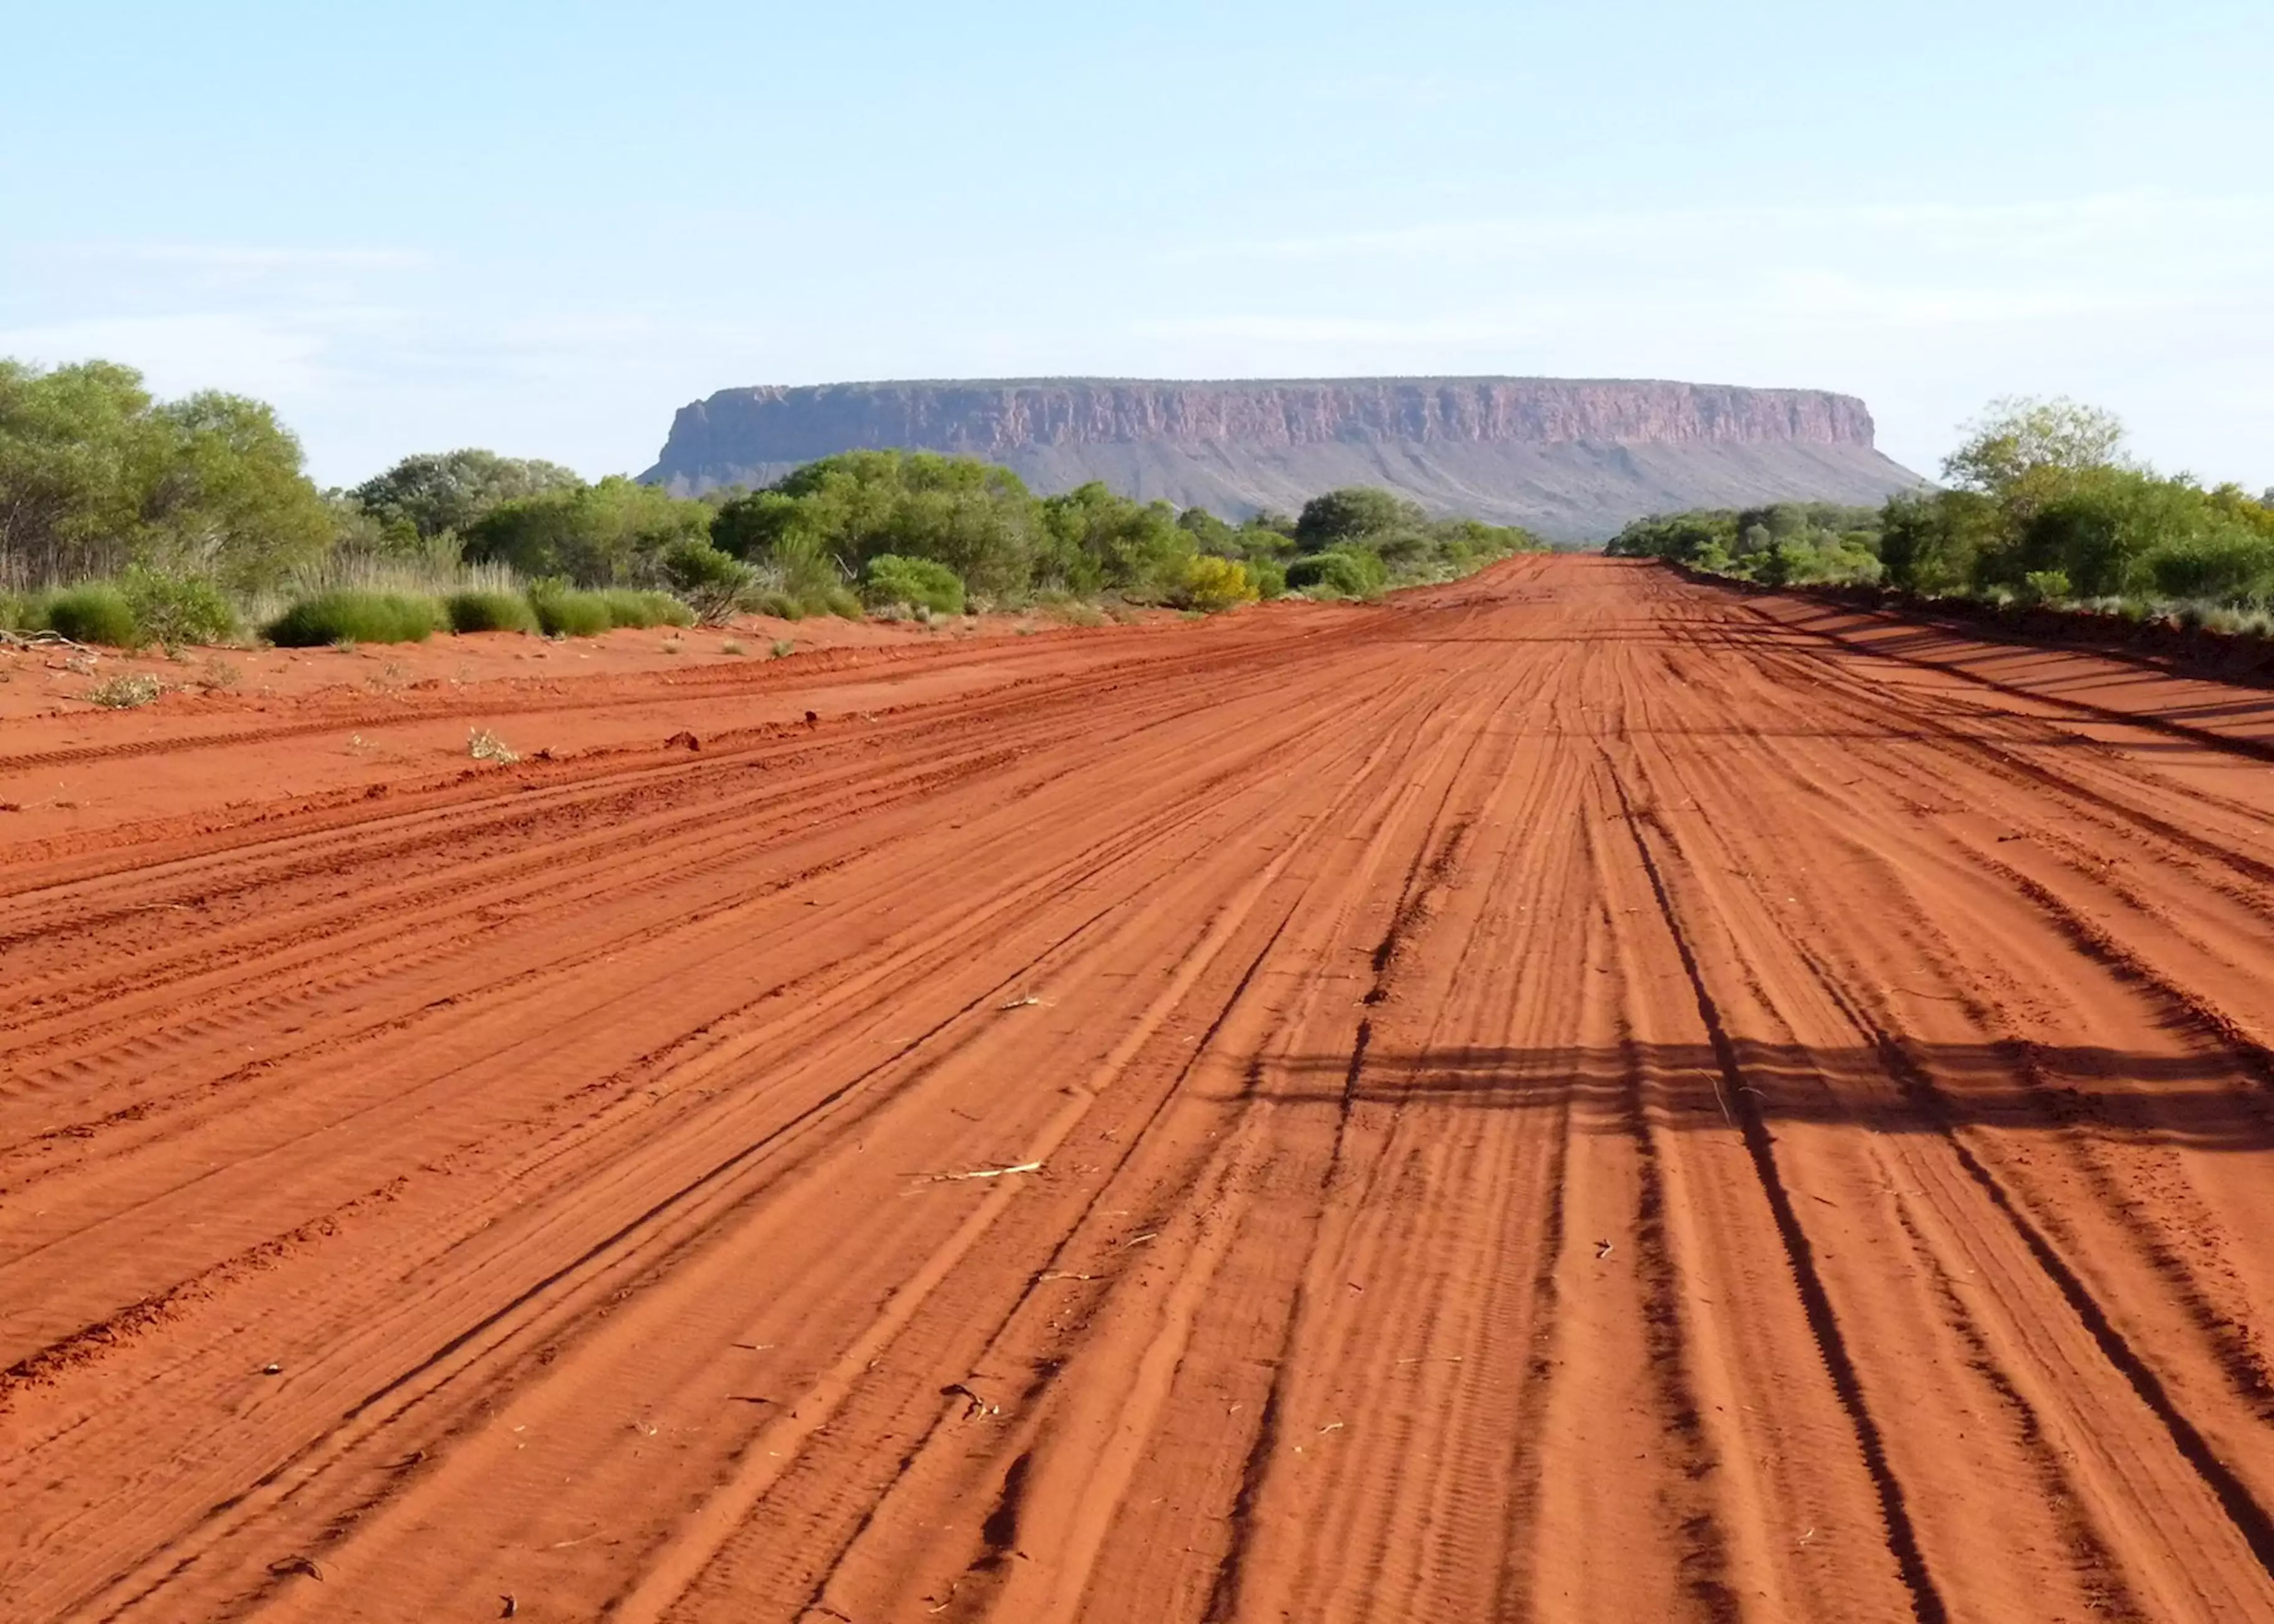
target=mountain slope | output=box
[642,376,1924,540]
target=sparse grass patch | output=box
[87,672,163,709]
[769,638,794,658]
[444,589,540,635]
[266,590,443,647]
[721,639,747,655]
[1036,598,1108,628]
[468,727,519,764]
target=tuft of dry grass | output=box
[468,727,519,765]
[87,673,163,709]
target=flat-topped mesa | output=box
[643,377,1919,542]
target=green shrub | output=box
[41,583,142,646]
[1284,548,1387,599]
[1249,560,1288,599]
[526,584,614,637]
[2020,570,2072,606]
[266,590,443,646]
[0,591,32,632]
[863,553,966,615]
[445,589,540,634]
[2144,535,2274,605]
[596,589,695,629]
[120,568,238,647]
[820,584,865,619]
[660,537,754,623]
[1172,555,1259,613]
[751,589,805,621]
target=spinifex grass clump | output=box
[525,584,613,638]
[444,589,540,635]
[596,589,694,629]
[266,590,443,647]
[39,583,142,646]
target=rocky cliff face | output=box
[643,377,1920,541]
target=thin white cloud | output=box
[37,243,431,272]
[1134,314,1548,345]
[0,309,400,403]
[1161,192,2274,267]
[1768,270,2161,327]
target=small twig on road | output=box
[919,1160,1042,1183]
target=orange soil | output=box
[5,555,2274,1622]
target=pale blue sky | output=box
[4,1,2270,490]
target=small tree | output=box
[1943,397,2128,525]
[350,449,583,538]
[1294,487,1427,551]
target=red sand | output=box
[6,556,2274,1621]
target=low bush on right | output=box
[267,589,443,646]
[445,589,540,634]
[863,553,965,616]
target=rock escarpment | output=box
[642,377,1923,541]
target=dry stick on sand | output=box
[918,1160,1043,1184]
[0,629,95,652]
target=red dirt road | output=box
[7,556,2274,1622]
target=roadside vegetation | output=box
[1608,398,2274,631]
[1,356,1542,652]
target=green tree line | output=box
[1609,398,2274,613]
[2,355,1540,646]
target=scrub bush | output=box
[863,553,966,615]
[444,589,541,634]
[41,583,142,646]
[266,590,443,646]
[526,583,613,637]
[120,568,237,647]
[596,589,695,629]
